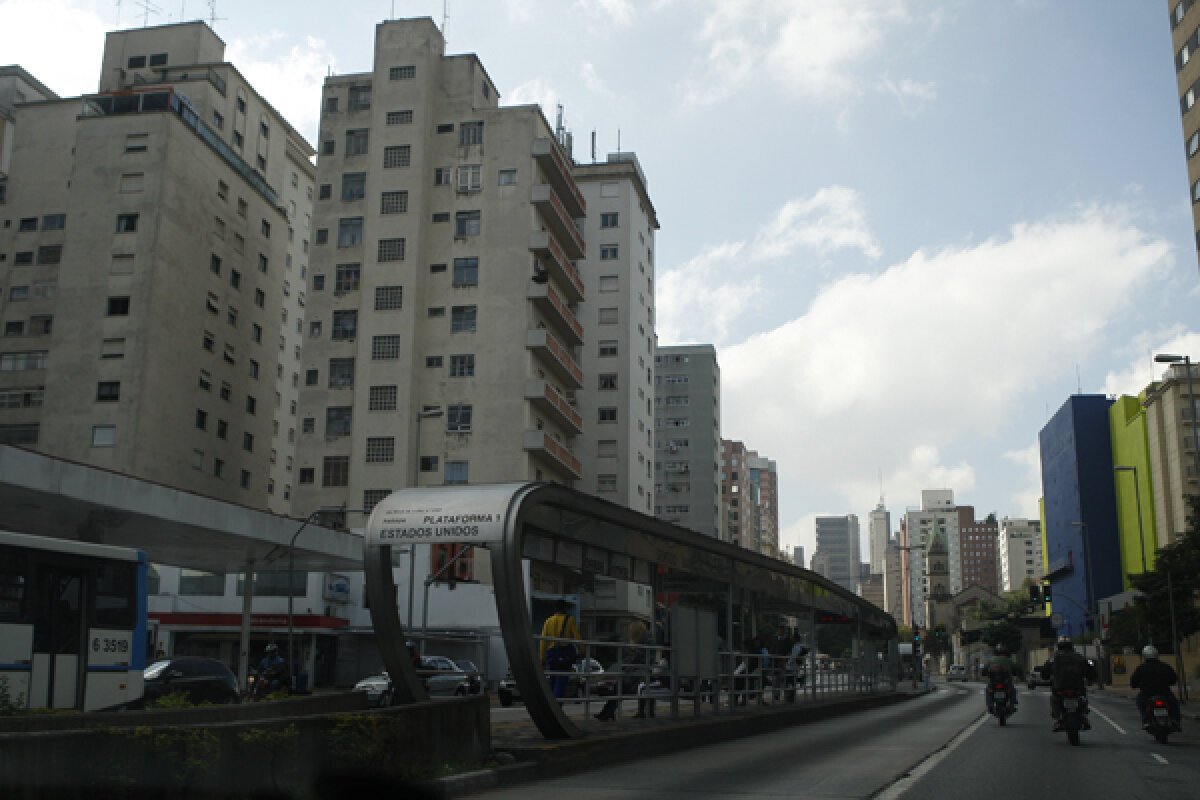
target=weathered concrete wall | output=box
[0,695,489,798]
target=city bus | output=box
[0,530,148,711]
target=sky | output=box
[4,0,1199,564]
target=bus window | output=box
[0,551,27,622]
[94,563,135,628]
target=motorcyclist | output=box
[1130,645,1182,731]
[984,644,1018,713]
[1042,636,1094,731]
[258,643,290,694]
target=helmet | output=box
[1142,645,1159,660]
[264,643,279,655]
[1056,636,1073,652]
[994,644,1008,656]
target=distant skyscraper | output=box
[793,545,805,567]
[654,345,721,538]
[998,517,1043,591]
[904,490,959,628]
[868,500,890,574]
[813,514,861,593]
[958,508,999,595]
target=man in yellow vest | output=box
[540,599,581,699]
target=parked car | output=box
[454,659,483,694]
[1028,660,1054,689]
[353,673,393,707]
[497,658,614,706]
[947,664,968,682]
[131,656,240,708]
[417,656,470,697]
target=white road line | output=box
[1090,706,1126,735]
[1152,753,1168,765]
[875,713,988,800]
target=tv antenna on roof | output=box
[206,0,225,27]
[136,0,162,27]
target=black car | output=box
[134,656,241,707]
[454,659,483,694]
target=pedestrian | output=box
[594,619,649,721]
[539,598,580,699]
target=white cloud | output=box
[506,77,560,118]
[715,205,1169,537]
[682,0,917,105]
[0,0,108,97]
[226,33,335,146]
[580,62,607,95]
[751,186,881,261]
[1003,441,1042,519]
[574,0,635,25]
[1101,328,1200,398]
[656,242,758,345]
[878,75,938,114]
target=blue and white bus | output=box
[0,530,148,711]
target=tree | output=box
[1124,495,1200,652]
[924,624,951,657]
[897,625,915,643]
[981,620,1022,654]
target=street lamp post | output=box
[1114,465,1148,574]
[409,408,443,634]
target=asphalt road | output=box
[475,683,1199,800]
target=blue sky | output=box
[5,0,1198,561]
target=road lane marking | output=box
[1152,753,1168,765]
[1090,706,1125,735]
[874,712,988,800]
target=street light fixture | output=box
[1113,465,1148,573]
[409,407,443,634]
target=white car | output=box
[947,664,968,682]
[354,673,393,707]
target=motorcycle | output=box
[1055,688,1087,746]
[988,681,1014,726]
[247,666,290,701]
[1144,695,1173,745]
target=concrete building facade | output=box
[1170,0,1200,274]
[1143,363,1200,547]
[654,345,721,538]
[903,490,959,628]
[957,509,999,595]
[813,514,861,593]
[998,516,1043,592]
[868,500,890,574]
[748,454,779,557]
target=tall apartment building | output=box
[998,516,1043,591]
[0,23,313,511]
[654,344,721,538]
[1,67,58,186]
[293,18,596,524]
[812,514,861,593]
[792,545,805,567]
[1144,363,1200,546]
[747,454,779,557]
[868,500,890,574]
[882,541,904,618]
[573,153,658,512]
[903,490,959,628]
[1170,0,1200,273]
[957,510,999,594]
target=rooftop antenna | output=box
[136,0,162,27]
[442,0,450,41]
[591,129,596,162]
[1076,364,1082,395]
[206,0,225,27]
[114,0,122,26]
[617,128,621,153]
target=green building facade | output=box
[1108,394,1157,584]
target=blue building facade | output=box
[1039,395,1123,637]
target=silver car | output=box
[417,656,471,697]
[353,673,393,707]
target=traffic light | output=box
[1042,584,1052,602]
[913,629,921,655]
[1029,585,1042,603]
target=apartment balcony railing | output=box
[526,328,583,389]
[529,231,584,303]
[532,137,586,218]
[526,282,583,345]
[523,429,583,479]
[531,184,585,259]
[524,379,583,434]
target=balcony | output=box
[523,430,582,479]
[532,138,585,218]
[531,184,585,259]
[525,380,583,434]
[526,328,583,389]
[527,282,583,345]
[529,231,584,303]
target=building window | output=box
[600,212,619,228]
[384,145,411,168]
[326,406,352,437]
[106,296,130,316]
[315,228,329,245]
[3,321,23,336]
[363,489,391,511]
[128,55,146,68]
[322,140,335,155]
[434,167,452,186]
[91,425,116,447]
[451,306,477,332]
[381,190,408,214]
[599,275,618,292]
[390,65,416,80]
[335,263,361,293]
[447,404,472,432]
[322,456,350,487]
[195,409,208,430]
[598,474,617,492]
[445,461,468,484]
[318,184,332,201]
[365,437,395,463]
[426,356,443,368]
[369,385,398,410]
[375,285,403,310]
[0,351,48,371]
[242,432,254,452]
[29,316,51,335]
[498,169,517,185]
[372,334,402,359]
[125,133,148,152]
[432,213,450,223]
[456,164,482,192]
[437,123,454,134]
[115,213,138,233]
[42,213,66,230]
[338,217,364,248]
[299,467,315,484]
[599,407,617,423]
[9,286,29,301]
[348,85,371,111]
[328,358,355,388]
[13,252,33,266]
[454,210,481,237]
[598,307,618,324]
[459,121,484,146]
[332,310,358,340]
[345,129,369,155]
[452,257,478,287]
[96,381,120,402]
[600,245,618,260]
[341,172,366,201]
[386,109,413,125]
[598,373,617,390]
[449,354,475,377]
[378,238,406,261]
[598,340,617,357]
[598,440,617,458]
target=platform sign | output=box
[365,484,522,546]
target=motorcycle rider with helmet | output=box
[984,643,1018,714]
[1042,636,1095,731]
[1130,645,1182,731]
[258,642,290,695]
